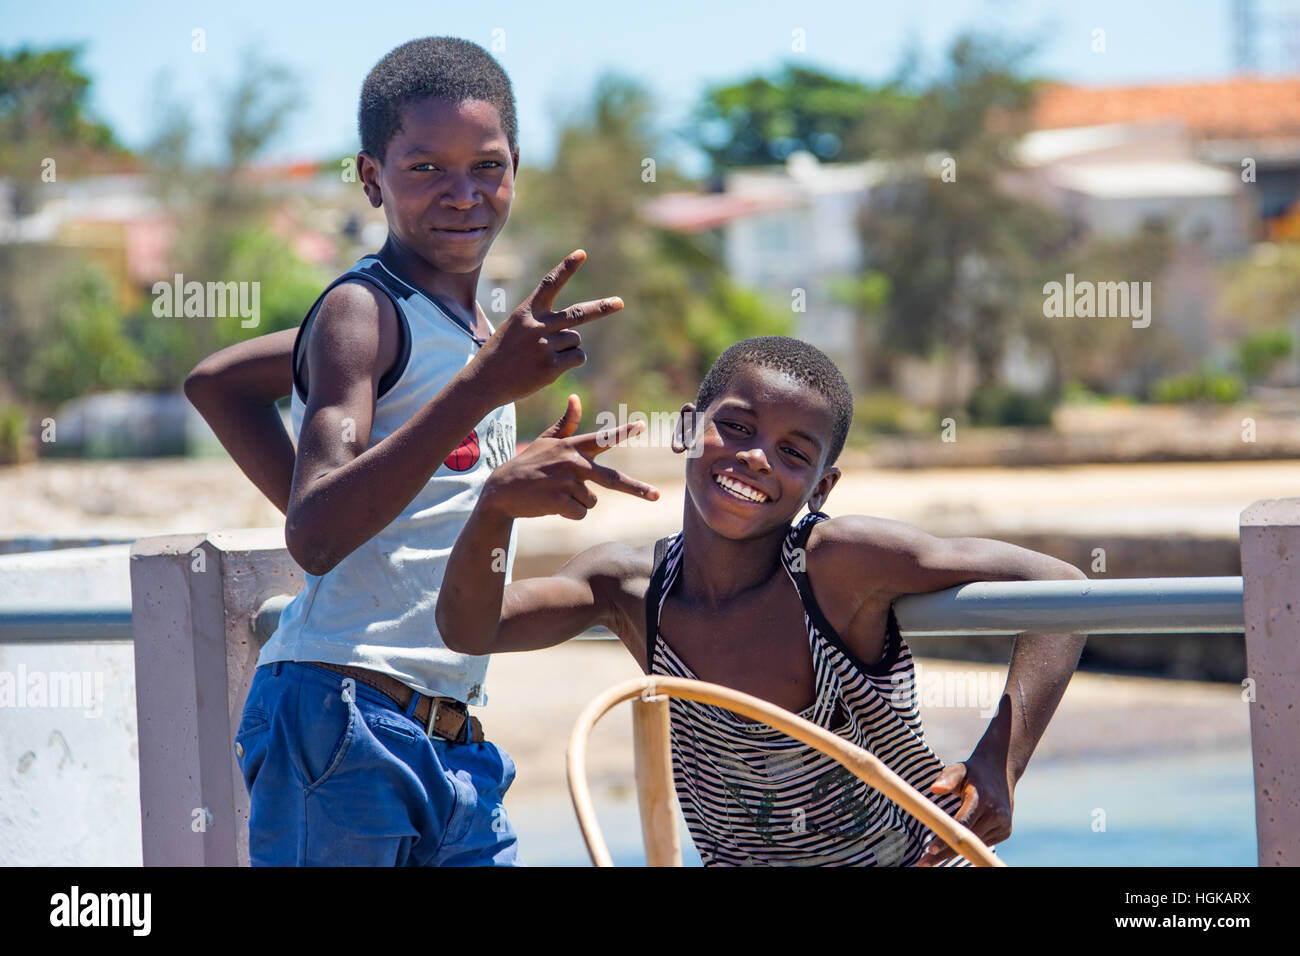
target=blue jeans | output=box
[235,661,521,866]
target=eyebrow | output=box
[714,401,825,452]
[399,144,511,160]
[790,429,824,452]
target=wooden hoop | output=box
[566,675,1005,867]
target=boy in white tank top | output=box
[185,37,654,865]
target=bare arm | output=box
[284,281,495,575]
[287,250,632,577]
[809,515,1087,863]
[812,514,1087,779]
[184,328,297,515]
[437,511,636,657]
[436,395,658,659]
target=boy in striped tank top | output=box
[438,336,1089,866]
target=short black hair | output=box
[695,336,854,466]
[359,36,518,165]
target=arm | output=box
[436,395,658,660]
[810,515,1087,863]
[438,518,637,656]
[184,328,297,515]
[284,280,494,575]
[287,250,629,576]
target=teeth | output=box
[715,474,768,503]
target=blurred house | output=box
[0,163,357,314]
[642,77,1300,399]
[1032,77,1300,238]
[642,153,886,391]
[1010,122,1255,257]
[1026,77,1300,378]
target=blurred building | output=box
[642,153,885,391]
[1031,77,1300,240]
[0,163,358,314]
[642,77,1300,399]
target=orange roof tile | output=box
[1034,77,1300,140]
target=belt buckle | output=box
[425,698,442,739]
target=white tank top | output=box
[258,253,517,706]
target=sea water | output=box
[505,741,1256,867]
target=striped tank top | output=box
[645,510,980,867]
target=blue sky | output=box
[0,0,1253,175]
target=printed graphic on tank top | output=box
[258,251,517,706]
[645,510,986,866]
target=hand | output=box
[917,752,1014,866]
[480,394,660,521]
[469,249,623,405]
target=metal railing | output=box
[0,601,133,642]
[0,576,1248,645]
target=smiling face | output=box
[678,364,842,540]
[358,96,518,274]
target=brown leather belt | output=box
[308,661,484,744]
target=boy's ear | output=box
[672,403,698,455]
[806,466,841,514]
[358,151,382,208]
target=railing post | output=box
[631,695,682,866]
[1239,498,1300,866]
[128,528,300,866]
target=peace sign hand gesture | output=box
[469,249,623,405]
[479,395,660,521]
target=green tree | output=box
[1218,243,1300,337]
[853,33,1071,406]
[689,64,907,170]
[25,263,154,404]
[510,73,789,432]
[0,45,128,218]
[1021,221,1178,398]
[139,49,316,381]
[0,46,131,411]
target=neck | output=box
[676,501,790,608]
[378,236,481,317]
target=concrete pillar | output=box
[1239,498,1300,866]
[129,528,299,866]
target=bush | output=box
[1235,329,1294,384]
[1150,370,1244,404]
[965,385,1055,426]
[854,391,914,436]
[0,402,29,464]
[24,264,155,404]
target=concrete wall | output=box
[0,544,141,865]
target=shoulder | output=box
[803,513,942,607]
[302,279,401,388]
[557,540,659,666]
[557,540,655,596]
[314,278,399,343]
[806,513,939,562]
